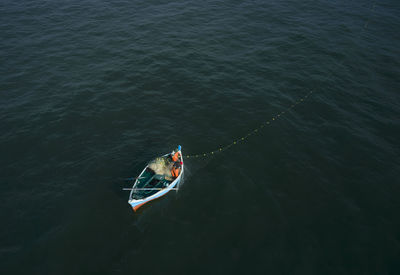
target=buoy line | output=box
[185,90,314,159]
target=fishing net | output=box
[148,157,173,180]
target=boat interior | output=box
[131,156,179,200]
[130,168,172,199]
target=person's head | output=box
[178,145,181,151]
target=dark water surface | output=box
[1,0,399,274]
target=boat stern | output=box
[129,199,146,212]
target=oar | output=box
[124,177,145,181]
[122,188,179,191]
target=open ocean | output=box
[1,0,399,274]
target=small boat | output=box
[128,147,183,212]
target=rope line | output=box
[185,90,314,159]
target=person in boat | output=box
[170,145,182,162]
[171,161,182,179]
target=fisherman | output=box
[171,161,182,178]
[170,145,182,162]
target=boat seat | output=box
[154,174,165,181]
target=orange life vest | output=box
[172,151,180,162]
[171,167,180,178]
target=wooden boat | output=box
[128,148,183,212]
